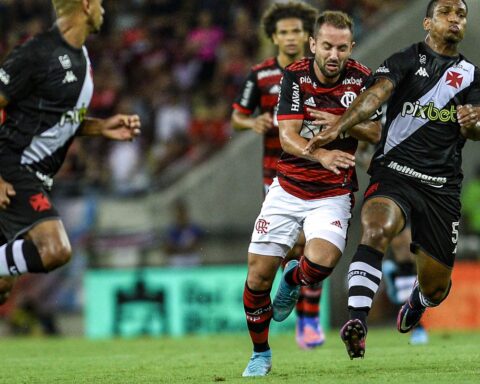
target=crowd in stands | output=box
[0,0,411,197]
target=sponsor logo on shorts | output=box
[29,193,52,212]
[255,218,270,234]
[330,220,343,229]
[387,161,446,187]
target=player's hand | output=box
[253,112,273,134]
[310,148,355,175]
[457,104,479,130]
[0,176,16,210]
[101,114,141,141]
[307,108,341,129]
[303,124,341,154]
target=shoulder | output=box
[285,57,310,73]
[346,58,371,76]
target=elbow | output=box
[370,130,381,145]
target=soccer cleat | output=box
[340,319,367,359]
[242,350,272,377]
[397,299,425,333]
[273,260,300,322]
[410,324,429,345]
[296,316,325,349]
[382,259,401,305]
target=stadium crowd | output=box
[0,0,411,196]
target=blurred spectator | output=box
[164,200,205,267]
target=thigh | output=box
[250,179,303,250]
[411,192,460,268]
[303,193,353,254]
[0,168,59,241]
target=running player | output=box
[232,2,325,350]
[0,0,141,302]
[242,11,381,376]
[305,0,479,360]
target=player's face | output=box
[310,24,354,83]
[424,0,467,44]
[272,18,309,58]
[88,0,105,34]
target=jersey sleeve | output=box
[232,70,260,115]
[276,69,304,121]
[374,47,415,88]
[0,41,35,102]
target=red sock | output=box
[243,283,272,352]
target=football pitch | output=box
[0,329,479,383]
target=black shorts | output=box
[0,166,59,241]
[364,171,460,268]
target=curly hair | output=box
[262,1,318,41]
[313,10,354,38]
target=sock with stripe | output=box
[285,256,333,286]
[347,244,384,327]
[243,283,272,352]
[0,240,46,276]
[296,282,323,318]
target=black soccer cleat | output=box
[340,319,367,360]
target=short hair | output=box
[52,0,82,16]
[262,1,318,40]
[426,0,468,18]
[313,10,354,38]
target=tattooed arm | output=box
[304,78,394,153]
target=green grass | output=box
[0,329,479,383]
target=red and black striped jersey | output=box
[276,57,374,200]
[232,57,283,186]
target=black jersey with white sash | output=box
[370,42,480,192]
[0,25,94,178]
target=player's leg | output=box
[243,250,282,377]
[0,219,72,278]
[290,231,325,349]
[273,193,351,323]
[397,192,458,334]
[243,179,301,377]
[384,227,428,344]
[397,248,452,333]
[341,196,404,359]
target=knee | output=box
[361,224,392,249]
[247,269,274,291]
[39,242,72,271]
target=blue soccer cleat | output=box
[382,259,401,305]
[410,324,429,345]
[296,316,325,349]
[273,260,300,322]
[242,350,272,377]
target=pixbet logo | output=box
[401,101,456,122]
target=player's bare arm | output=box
[231,110,273,134]
[77,114,141,140]
[307,108,381,144]
[305,77,394,153]
[279,118,355,174]
[0,176,16,210]
[458,104,480,140]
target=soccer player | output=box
[0,0,141,302]
[242,11,381,376]
[232,2,325,350]
[305,0,480,359]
